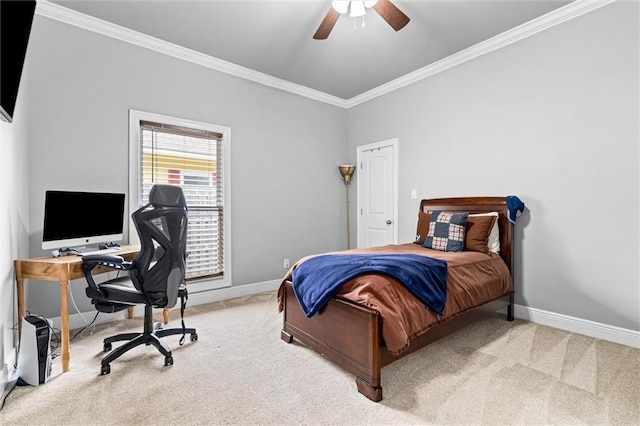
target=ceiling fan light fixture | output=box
[314,0,408,39]
[331,1,350,14]
[349,1,366,18]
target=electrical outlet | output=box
[283,258,290,269]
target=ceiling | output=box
[47,0,573,100]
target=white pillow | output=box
[468,212,500,253]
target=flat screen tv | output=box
[42,190,126,250]
[1,0,36,122]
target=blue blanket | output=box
[291,253,448,318]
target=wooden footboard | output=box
[281,280,514,401]
[280,281,384,401]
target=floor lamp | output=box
[339,165,356,249]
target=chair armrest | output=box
[81,255,134,297]
[81,254,131,269]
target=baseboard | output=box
[49,308,126,333]
[188,279,281,305]
[50,279,282,331]
[511,304,640,349]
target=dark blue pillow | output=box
[423,211,469,252]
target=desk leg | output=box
[59,279,70,373]
[16,276,25,337]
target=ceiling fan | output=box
[313,0,410,40]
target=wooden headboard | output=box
[420,197,513,274]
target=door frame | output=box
[356,138,399,248]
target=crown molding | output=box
[36,0,614,110]
[35,1,349,109]
[344,0,617,108]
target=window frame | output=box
[128,109,232,292]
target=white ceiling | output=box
[47,0,573,100]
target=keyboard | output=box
[76,247,122,256]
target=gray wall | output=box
[0,108,30,395]
[21,16,347,318]
[346,1,639,330]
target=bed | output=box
[277,197,515,402]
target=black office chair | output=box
[82,184,197,375]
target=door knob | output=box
[386,220,392,225]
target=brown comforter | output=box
[278,243,513,355]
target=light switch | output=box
[411,189,417,199]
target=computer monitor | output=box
[42,190,126,250]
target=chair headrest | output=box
[149,185,187,208]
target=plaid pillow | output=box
[423,211,469,252]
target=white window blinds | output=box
[139,120,224,280]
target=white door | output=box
[356,139,398,248]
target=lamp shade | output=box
[339,164,356,183]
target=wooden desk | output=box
[15,244,140,373]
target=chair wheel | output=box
[164,356,173,366]
[103,342,112,352]
[101,364,111,375]
[190,333,198,342]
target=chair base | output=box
[99,304,197,375]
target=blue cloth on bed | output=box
[291,253,448,318]
[506,195,525,224]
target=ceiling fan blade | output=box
[373,0,410,32]
[313,7,340,40]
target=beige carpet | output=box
[1,291,638,425]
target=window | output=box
[129,110,231,290]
